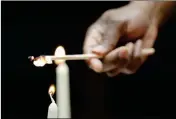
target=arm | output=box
[129,1,176,27]
[153,2,176,26]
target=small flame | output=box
[28,56,34,61]
[54,46,66,64]
[48,84,56,95]
[33,56,47,67]
[45,56,53,64]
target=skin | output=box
[83,1,176,77]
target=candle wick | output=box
[49,93,55,103]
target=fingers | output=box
[83,23,105,55]
[105,39,155,77]
[105,42,133,77]
[106,68,120,77]
[89,21,127,73]
[126,42,134,56]
[120,40,143,74]
[92,21,127,56]
[83,15,127,73]
[87,58,103,73]
[83,23,106,73]
[103,46,129,72]
[142,23,158,53]
[121,24,158,75]
[134,40,142,58]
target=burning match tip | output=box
[28,56,34,60]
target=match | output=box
[29,48,155,61]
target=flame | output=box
[45,56,53,64]
[48,84,56,95]
[28,56,34,61]
[54,46,66,64]
[33,56,47,67]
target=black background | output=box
[2,1,176,119]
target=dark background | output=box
[2,1,176,119]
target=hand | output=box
[83,2,158,77]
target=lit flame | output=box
[29,56,34,61]
[48,84,56,95]
[33,56,47,67]
[54,46,66,64]
[45,56,53,64]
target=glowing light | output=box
[33,56,46,67]
[54,46,66,64]
[48,84,56,95]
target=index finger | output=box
[83,21,106,54]
[83,22,106,72]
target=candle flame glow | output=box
[54,46,66,64]
[48,84,56,95]
[33,56,47,67]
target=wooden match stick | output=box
[29,48,155,62]
[47,48,155,60]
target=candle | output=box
[30,46,71,118]
[54,46,71,118]
[47,85,58,118]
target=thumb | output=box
[141,24,158,61]
[92,21,127,56]
[143,24,158,49]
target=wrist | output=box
[129,1,156,10]
[129,1,176,27]
[129,1,158,24]
[152,2,176,27]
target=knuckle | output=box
[103,10,112,16]
[101,9,114,19]
[86,23,101,37]
[86,25,94,36]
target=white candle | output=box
[47,85,58,118]
[56,63,71,118]
[47,94,58,118]
[30,46,71,118]
[55,46,71,118]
